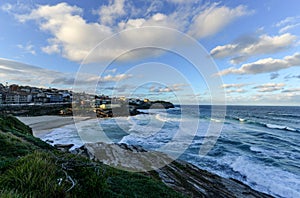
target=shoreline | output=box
[16,115,273,197]
[17,115,91,137]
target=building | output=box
[34,93,49,103]
[5,93,31,104]
[0,93,2,104]
[9,84,19,92]
[46,93,63,103]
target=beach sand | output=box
[17,116,90,137]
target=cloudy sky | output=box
[0,0,299,105]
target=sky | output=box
[0,0,299,105]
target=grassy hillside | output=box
[0,115,184,198]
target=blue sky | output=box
[0,0,299,105]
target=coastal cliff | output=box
[73,142,272,198]
[0,115,183,197]
[0,115,272,197]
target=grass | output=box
[0,152,66,197]
[0,189,23,198]
[0,115,186,197]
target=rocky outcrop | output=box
[133,101,175,109]
[54,143,74,152]
[72,142,273,198]
[72,142,173,172]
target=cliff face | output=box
[73,143,273,198]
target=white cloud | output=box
[279,23,300,34]
[276,16,298,27]
[0,58,65,87]
[42,44,60,54]
[17,43,36,55]
[210,44,238,58]
[1,2,31,14]
[226,88,246,94]
[11,2,251,63]
[0,58,132,88]
[211,33,297,64]
[217,52,300,76]
[243,34,296,55]
[276,16,300,34]
[149,83,186,93]
[253,83,285,92]
[222,83,248,94]
[105,68,117,74]
[97,0,126,25]
[101,74,132,82]
[1,3,13,12]
[16,3,113,62]
[221,83,248,89]
[188,4,250,38]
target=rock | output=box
[45,139,54,143]
[70,142,273,198]
[71,145,96,160]
[156,160,273,198]
[54,143,74,152]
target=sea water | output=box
[39,105,300,198]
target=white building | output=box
[5,94,32,104]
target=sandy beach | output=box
[17,116,90,137]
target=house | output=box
[129,98,142,105]
[46,93,63,103]
[9,84,19,92]
[5,93,30,104]
[34,93,49,103]
[59,91,72,102]
[20,86,31,93]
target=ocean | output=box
[40,105,300,198]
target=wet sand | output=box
[17,116,90,137]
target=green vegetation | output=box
[0,115,185,198]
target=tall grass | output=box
[0,152,66,198]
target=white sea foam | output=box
[42,124,83,150]
[155,113,182,123]
[238,118,246,122]
[266,123,297,132]
[210,118,222,123]
[230,156,300,198]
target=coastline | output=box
[16,115,273,197]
